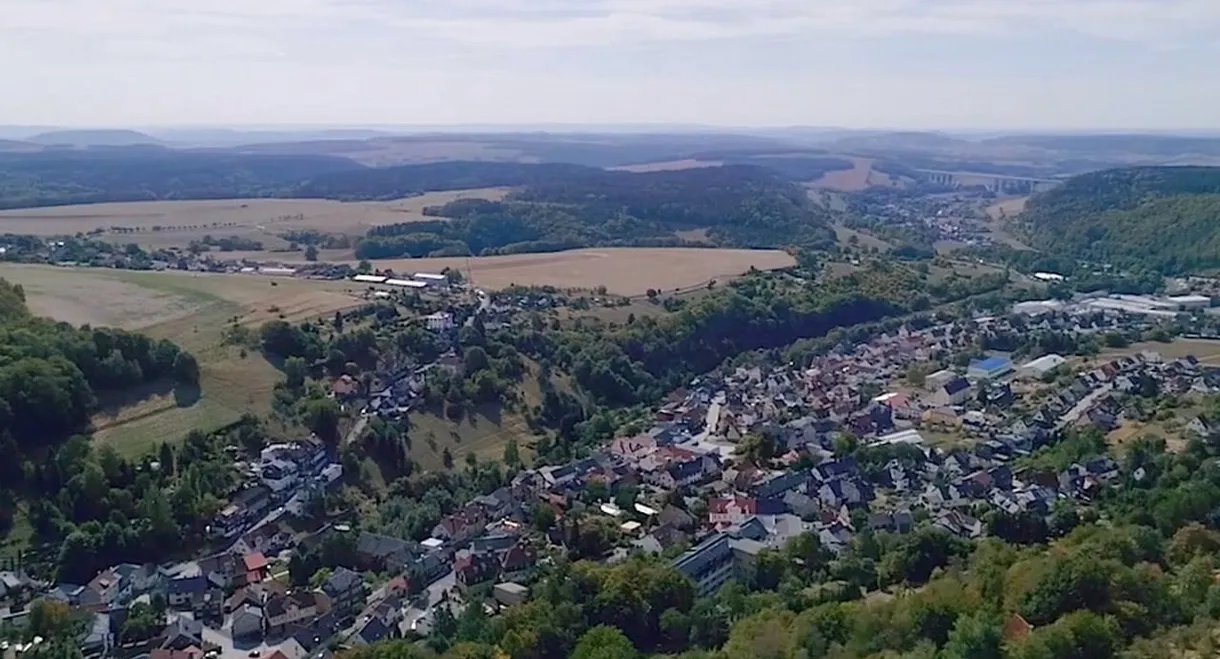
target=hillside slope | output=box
[26,129,163,147]
[1020,166,1220,274]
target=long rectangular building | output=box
[385,278,428,289]
[352,274,388,284]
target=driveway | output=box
[401,569,457,635]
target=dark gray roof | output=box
[324,567,363,595]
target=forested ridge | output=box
[0,149,361,209]
[356,165,835,258]
[1020,166,1220,274]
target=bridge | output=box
[917,170,1060,194]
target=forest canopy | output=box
[1019,166,1220,275]
[355,165,835,258]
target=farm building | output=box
[967,355,1013,381]
[1020,354,1066,378]
[352,274,388,284]
[1032,272,1065,282]
[1168,295,1212,310]
[1012,299,1065,316]
[258,267,296,277]
[413,273,448,286]
[385,278,428,289]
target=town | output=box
[5,278,1220,659]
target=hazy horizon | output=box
[4,0,1219,131]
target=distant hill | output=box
[0,150,362,209]
[296,161,596,200]
[1020,166,1220,274]
[826,131,973,153]
[0,139,38,152]
[981,134,1220,158]
[149,127,402,147]
[26,129,163,147]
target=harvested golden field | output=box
[808,157,903,191]
[1102,338,1220,364]
[362,247,796,296]
[832,222,893,251]
[611,159,723,173]
[0,264,363,456]
[986,196,1029,220]
[0,188,511,249]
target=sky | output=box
[2,0,1219,130]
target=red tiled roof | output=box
[243,552,269,572]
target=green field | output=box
[0,264,362,457]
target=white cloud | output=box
[4,0,1219,46]
[0,0,1217,126]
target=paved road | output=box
[1055,384,1113,431]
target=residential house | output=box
[432,509,488,548]
[817,522,855,555]
[817,478,871,509]
[708,497,785,526]
[80,569,125,612]
[158,617,204,651]
[658,505,696,531]
[232,604,265,640]
[166,574,208,610]
[812,458,859,483]
[634,524,690,555]
[454,550,500,591]
[751,471,807,499]
[931,377,971,407]
[934,510,983,539]
[150,649,204,659]
[355,533,413,573]
[322,568,366,620]
[499,541,536,581]
[240,553,271,587]
[868,511,914,534]
[266,591,321,634]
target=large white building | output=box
[1020,354,1067,378]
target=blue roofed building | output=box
[968,355,1013,381]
